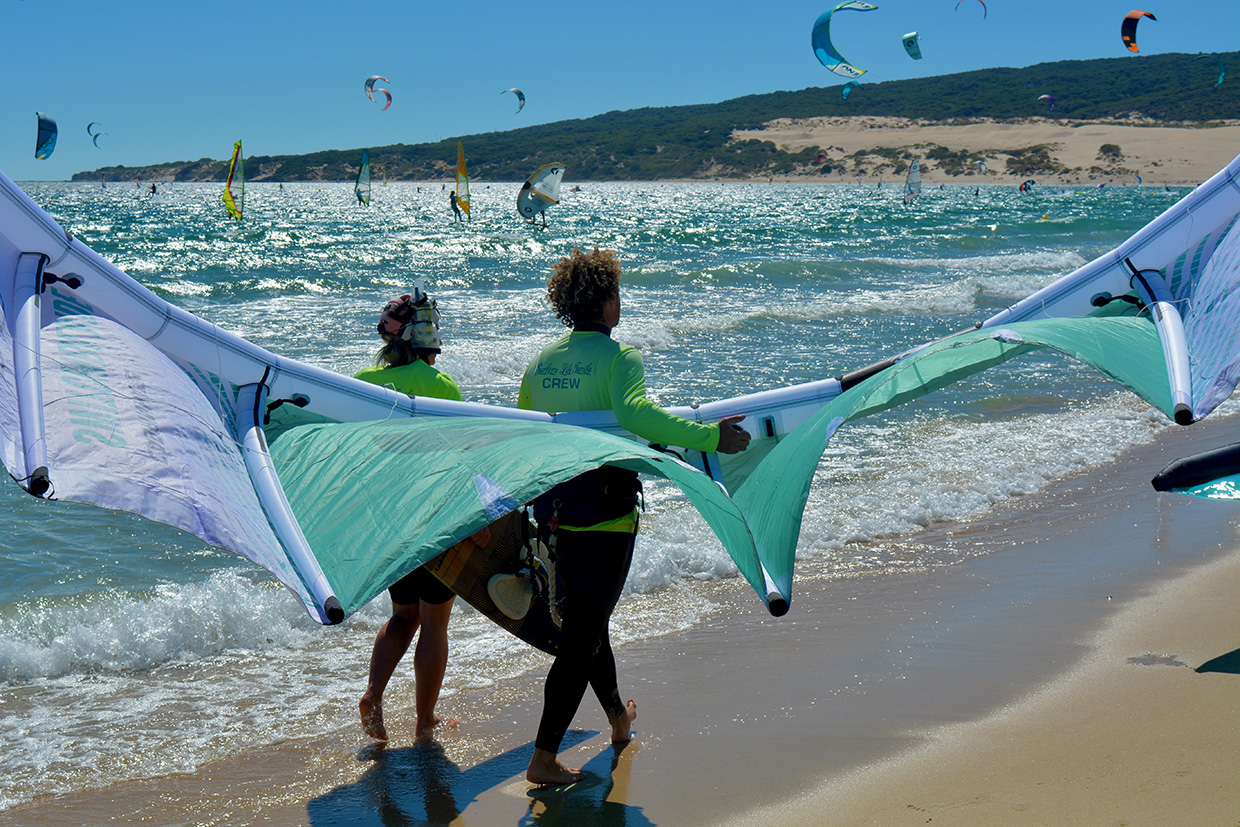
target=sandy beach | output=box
[2,407,1236,826]
[731,116,1240,185]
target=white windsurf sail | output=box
[903,158,921,205]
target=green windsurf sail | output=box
[222,140,244,219]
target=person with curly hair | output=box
[518,247,750,785]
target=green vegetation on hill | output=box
[74,51,1239,183]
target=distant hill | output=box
[73,51,1238,184]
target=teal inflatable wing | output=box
[267,412,769,617]
[735,314,1174,601]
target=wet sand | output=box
[2,413,1237,826]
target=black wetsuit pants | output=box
[534,526,636,754]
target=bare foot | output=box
[527,748,585,786]
[609,699,638,744]
[415,715,460,739]
[359,693,388,741]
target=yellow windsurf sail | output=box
[455,141,470,218]
[222,140,244,219]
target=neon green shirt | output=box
[518,330,720,452]
[354,359,463,401]
[519,330,720,534]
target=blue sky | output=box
[3,0,1236,181]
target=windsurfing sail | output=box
[355,150,371,206]
[903,159,921,204]
[222,140,244,220]
[34,113,57,160]
[517,163,566,223]
[455,142,470,219]
[1152,442,1240,501]
[2,153,1240,624]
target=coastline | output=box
[3,409,1237,826]
[48,118,1240,189]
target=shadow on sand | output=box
[307,732,653,826]
[1196,647,1240,675]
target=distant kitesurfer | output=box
[149,183,157,195]
[355,288,489,741]
[517,247,751,786]
[450,191,461,222]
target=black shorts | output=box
[388,565,454,606]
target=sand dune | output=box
[732,116,1240,185]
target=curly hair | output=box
[546,247,621,328]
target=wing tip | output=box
[324,596,345,625]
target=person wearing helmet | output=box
[354,287,462,402]
[355,287,478,741]
[517,247,751,785]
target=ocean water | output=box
[0,178,1215,808]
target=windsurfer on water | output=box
[450,190,462,222]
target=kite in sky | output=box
[86,122,108,148]
[35,113,57,160]
[1121,10,1156,53]
[811,2,878,80]
[902,32,922,60]
[502,88,525,113]
[365,75,392,110]
[1193,54,1225,87]
[954,0,986,18]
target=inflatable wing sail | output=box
[517,162,566,221]
[0,166,778,621]
[2,153,1239,619]
[732,153,1240,598]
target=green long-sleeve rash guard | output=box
[518,330,721,453]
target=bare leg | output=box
[609,699,638,744]
[527,747,585,786]
[359,601,420,740]
[413,596,458,738]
